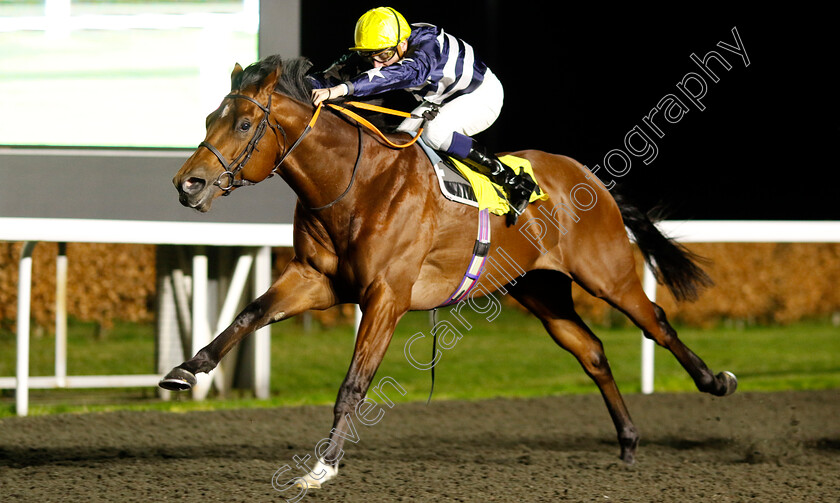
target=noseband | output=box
[199,93,287,195]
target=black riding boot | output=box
[462,141,536,225]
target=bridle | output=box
[199,91,362,211]
[199,92,295,195]
[197,91,423,208]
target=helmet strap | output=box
[387,7,401,47]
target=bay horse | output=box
[161,55,737,490]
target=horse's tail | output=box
[614,192,713,302]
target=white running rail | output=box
[639,220,840,394]
[4,218,839,415]
[1,217,292,416]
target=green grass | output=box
[1,309,839,418]
[0,320,155,377]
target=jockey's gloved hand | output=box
[312,84,348,107]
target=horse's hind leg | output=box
[509,271,640,463]
[576,262,737,397]
[623,292,737,396]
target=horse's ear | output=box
[257,67,282,99]
[230,63,244,90]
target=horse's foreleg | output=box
[296,279,407,489]
[159,259,336,391]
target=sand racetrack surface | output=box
[1,390,839,502]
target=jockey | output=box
[309,6,536,223]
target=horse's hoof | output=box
[159,367,196,391]
[619,429,639,465]
[718,371,738,396]
[294,458,338,490]
[294,478,315,490]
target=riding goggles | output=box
[358,46,398,63]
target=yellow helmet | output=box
[349,7,411,52]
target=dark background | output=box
[300,3,838,221]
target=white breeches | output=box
[397,69,504,151]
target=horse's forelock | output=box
[233,55,313,103]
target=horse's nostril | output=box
[182,177,206,195]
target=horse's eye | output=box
[239,120,251,132]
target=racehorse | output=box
[161,55,737,489]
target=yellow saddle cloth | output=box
[446,155,549,216]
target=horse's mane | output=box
[232,54,313,103]
[232,54,408,131]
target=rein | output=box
[199,93,424,206]
[307,126,363,211]
[301,101,424,210]
[326,101,424,149]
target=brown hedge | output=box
[0,243,156,332]
[553,242,840,327]
[652,242,840,326]
[1,242,838,332]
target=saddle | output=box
[416,138,549,215]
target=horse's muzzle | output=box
[181,177,206,197]
[174,174,213,211]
